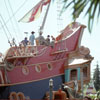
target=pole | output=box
[39,0,51,32]
[81,68,84,99]
[49,79,53,100]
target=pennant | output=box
[19,0,51,23]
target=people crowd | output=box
[20,31,56,47]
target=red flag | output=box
[19,0,51,23]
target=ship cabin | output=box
[64,46,93,91]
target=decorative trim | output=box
[17,92,25,100]
[9,92,18,100]
[17,57,67,68]
[0,73,64,87]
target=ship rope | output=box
[0,63,10,84]
[0,15,13,40]
[0,0,29,46]
[0,70,5,84]
[56,0,63,34]
[4,0,19,43]
[0,15,12,46]
[8,0,23,42]
[0,0,28,30]
[0,21,9,42]
[4,60,15,71]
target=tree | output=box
[93,63,100,91]
[62,0,100,33]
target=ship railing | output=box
[4,45,47,59]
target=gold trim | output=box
[17,92,25,100]
[9,92,18,100]
[17,57,67,68]
[51,49,68,55]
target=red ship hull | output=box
[0,22,86,99]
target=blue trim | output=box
[0,75,64,99]
[77,68,80,80]
[65,69,70,82]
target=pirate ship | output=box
[0,0,93,99]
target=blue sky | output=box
[0,0,100,75]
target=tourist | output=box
[21,37,29,47]
[50,35,55,48]
[38,31,45,45]
[45,35,50,46]
[29,31,35,45]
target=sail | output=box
[19,0,51,23]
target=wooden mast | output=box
[39,0,51,33]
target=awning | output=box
[68,58,92,66]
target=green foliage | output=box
[97,90,100,99]
[93,63,100,91]
[62,0,100,33]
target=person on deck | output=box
[50,35,55,48]
[45,35,50,46]
[19,37,29,55]
[21,37,29,47]
[38,31,46,45]
[29,31,35,53]
[29,31,35,45]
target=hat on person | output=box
[31,31,35,34]
[25,37,27,39]
[47,35,50,37]
[39,31,43,35]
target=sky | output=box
[0,0,100,75]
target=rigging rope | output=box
[8,0,23,43]
[0,14,13,40]
[4,0,19,43]
[0,20,9,41]
[0,0,28,30]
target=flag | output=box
[19,0,51,23]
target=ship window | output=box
[47,63,52,70]
[22,66,29,75]
[35,65,41,72]
[70,69,77,80]
[83,67,87,78]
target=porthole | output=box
[47,63,52,70]
[22,66,29,75]
[35,64,41,72]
